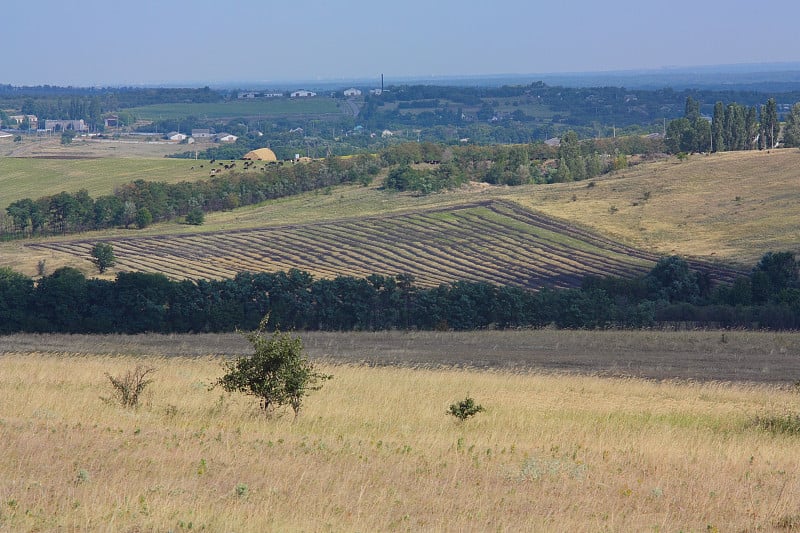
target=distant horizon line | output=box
[6,60,800,90]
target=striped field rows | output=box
[27,200,742,289]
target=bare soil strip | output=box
[2,329,797,384]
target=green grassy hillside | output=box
[0,156,207,209]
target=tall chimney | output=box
[381,74,384,92]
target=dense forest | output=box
[0,252,798,334]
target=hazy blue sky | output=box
[3,0,800,86]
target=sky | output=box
[3,0,800,87]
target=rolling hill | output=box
[2,149,797,286]
[25,199,741,289]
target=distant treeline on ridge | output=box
[2,137,663,239]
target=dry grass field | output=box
[517,149,800,265]
[2,338,800,531]
[0,134,190,159]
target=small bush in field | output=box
[215,316,331,418]
[105,365,156,408]
[448,396,484,421]
[76,469,90,484]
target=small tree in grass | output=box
[215,316,331,418]
[448,396,484,421]
[90,242,116,273]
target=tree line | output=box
[1,252,798,334]
[3,137,662,238]
[2,155,382,238]
[665,96,800,153]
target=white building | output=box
[344,88,362,97]
[167,132,187,141]
[215,133,238,143]
[290,90,317,98]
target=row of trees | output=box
[4,135,666,237]
[381,135,661,193]
[664,96,798,153]
[2,155,382,237]
[1,252,798,334]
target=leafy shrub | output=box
[185,208,205,225]
[448,396,484,421]
[215,316,331,417]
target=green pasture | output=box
[0,157,207,208]
[128,98,343,121]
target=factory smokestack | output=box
[381,74,384,92]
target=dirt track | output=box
[2,329,798,384]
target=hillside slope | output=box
[518,149,800,265]
[26,200,741,288]
[1,149,796,284]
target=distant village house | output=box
[215,133,238,143]
[290,90,316,98]
[191,128,213,139]
[9,115,38,129]
[343,88,362,97]
[237,91,284,99]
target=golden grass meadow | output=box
[2,337,800,532]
